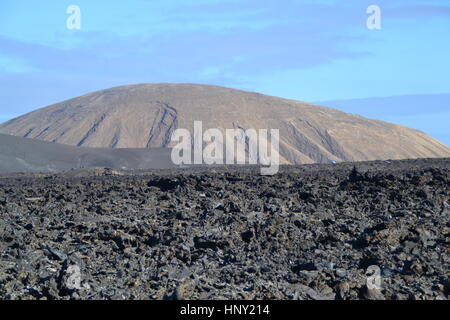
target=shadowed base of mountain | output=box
[1,132,448,175]
[0,133,174,173]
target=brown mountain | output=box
[0,83,448,164]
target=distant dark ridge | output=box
[0,133,173,174]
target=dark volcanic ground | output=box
[0,158,449,300]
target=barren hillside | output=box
[0,133,172,173]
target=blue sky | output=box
[0,0,449,144]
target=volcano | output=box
[0,83,448,164]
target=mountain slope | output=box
[317,94,450,146]
[0,83,448,164]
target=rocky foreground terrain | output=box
[0,158,448,300]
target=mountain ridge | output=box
[0,133,172,173]
[317,93,450,146]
